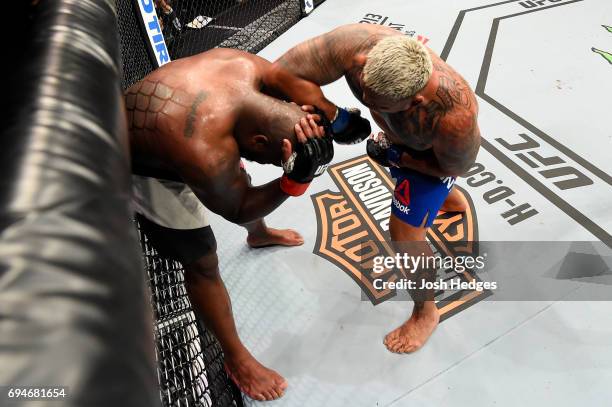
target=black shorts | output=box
[136,213,216,266]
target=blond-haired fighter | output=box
[126,48,335,401]
[267,24,481,353]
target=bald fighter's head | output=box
[359,36,433,113]
[237,94,304,166]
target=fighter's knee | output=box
[442,189,468,213]
[184,226,219,280]
[442,199,467,213]
[389,213,428,241]
[186,251,220,280]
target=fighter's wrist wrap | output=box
[331,107,350,133]
[280,175,310,196]
[386,145,404,166]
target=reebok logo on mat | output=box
[311,156,491,320]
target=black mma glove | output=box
[330,107,371,144]
[366,133,405,168]
[280,135,334,196]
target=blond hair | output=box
[363,36,433,101]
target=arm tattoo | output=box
[390,62,479,173]
[394,64,475,137]
[276,36,338,84]
[276,26,382,85]
[434,63,472,111]
[184,90,208,138]
[389,100,445,148]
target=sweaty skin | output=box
[272,24,480,354]
[126,48,312,224]
[125,49,326,400]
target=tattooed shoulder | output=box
[433,62,473,112]
[184,90,208,138]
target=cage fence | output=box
[139,221,241,406]
[158,0,302,59]
[117,0,315,405]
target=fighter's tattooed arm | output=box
[274,24,382,85]
[261,63,338,120]
[433,63,473,112]
[431,63,480,175]
[391,62,480,176]
[432,115,481,176]
[274,33,343,86]
[268,25,389,119]
[266,30,349,120]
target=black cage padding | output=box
[1,1,159,406]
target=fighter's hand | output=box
[300,105,335,143]
[301,104,321,122]
[294,116,325,143]
[366,132,404,168]
[301,105,315,113]
[281,139,293,163]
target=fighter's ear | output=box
[252,134,269,146]
[411,95,425,106]
[353,53,367,68]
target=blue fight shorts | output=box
[390,167,456,228]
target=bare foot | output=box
[224,354,288,401]
[383,304,440,353]
[440,188,468,213]
[247,227,304,248]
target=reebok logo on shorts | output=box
[394,179,411,205]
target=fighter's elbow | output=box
[228,207,255,225]
[217,205,243,224]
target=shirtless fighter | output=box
[124,48,366,400]
[267,24,481,353]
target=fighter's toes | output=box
[247,228,304,248]
[224,357,288,401]
[284,229,304,245]
[384,338,401,353]
[400,339,422,354]
[383,328,400,345]
[276,376,289,391]
[385,338,404,353]
[262,390,276,401]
